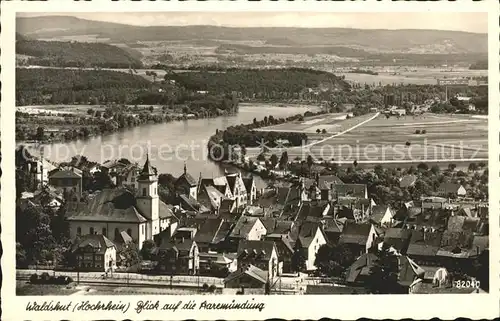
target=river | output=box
[25,103,318,189]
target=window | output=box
[114,228,120,240]
[77,227,82,236]
[127,228,132,237]
[155,188,157,195]
[90,227,94,235]
[142,225,145,235]
[142,188,147,197]
[102,228,107,236]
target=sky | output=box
[17,12,487,33]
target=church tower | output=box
[136,154,159,239]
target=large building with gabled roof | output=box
[66,156,178,250]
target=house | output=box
[226,173,248,209]
[48,166,83,200]
[178,194,210,214]
[345,251,424,293]
[322,217,346,245]
[32,187,64,210]
[197,185,227,213]
[331,184,368,200]
[295,200,331,222]
[296,221,327,271]
[198,176,233,199]
[338,223,378,256]
[399,175,417,188]
[383,228,413,254]
[72,234,117,272]
[199,252,237,277]
[263,234,294,273]
[227,216,267,251]
[65,156,177,250]
[175,164,198,200]
[242,175,257,205]
[237,240,279,281]
[406,228,443,266]
[26,157,57,187]
[100,159,128,175]
[437,182,467,198]
[224,264,269,289]
[370,205,394,227]
[156,238,200,275]
[194,218,232,253]
[116,163,140,190]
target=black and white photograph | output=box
[1,1,499,320]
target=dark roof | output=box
[194,218,223,244]
[159,238,195,253]
[230,216,262,238]
[116,230,133,244]
[384,228,412,253]
[304,175,344,190]
[398,256,425,286]
[332,184,366,198]
[370,205,392,224]
[399,175,417,188]
[49,167,82,179]
[224,264,268,285]
[438,182,463,193]
[66,188,147,223]
[339,223,372,245]
[138,155,157,181]
[237,240,276,261]
[439,230,474,253]
[176,172,197,187]
[406,230,443,257]
[345,252,378,283]
[226,175,237,194]
[213,221,233,244]
[242,175,255,192]
[159,201,177,220]
[72,234,115,254]
[298,221,322,248]
[296,201,329,221]
[260,217,277,234]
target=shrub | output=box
[202,283,209,292]
[405,141,411,146]
[421,130,427,134]
[29,274,39,284]
[40,272,51,283]
[209,284,217,293]
[415,129,421,134]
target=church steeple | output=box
[138,154,157,181]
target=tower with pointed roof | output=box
[136,154,159,239]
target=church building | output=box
[66,156,178,250]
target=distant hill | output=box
[17,16,488,54]
[16,34,143,68]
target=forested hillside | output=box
[16,68,151,105]
[16,36,143,68]
[167,68,351,97]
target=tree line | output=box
[16,38,143,69]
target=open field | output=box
[249,113,487,168]
[308,114,487,162]
[255,113,376,136]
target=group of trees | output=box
[166,68,351,98]
[16,68,152,106]
[16,37,143,69]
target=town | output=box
[14,13,489,297]
[16,124,489,295]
